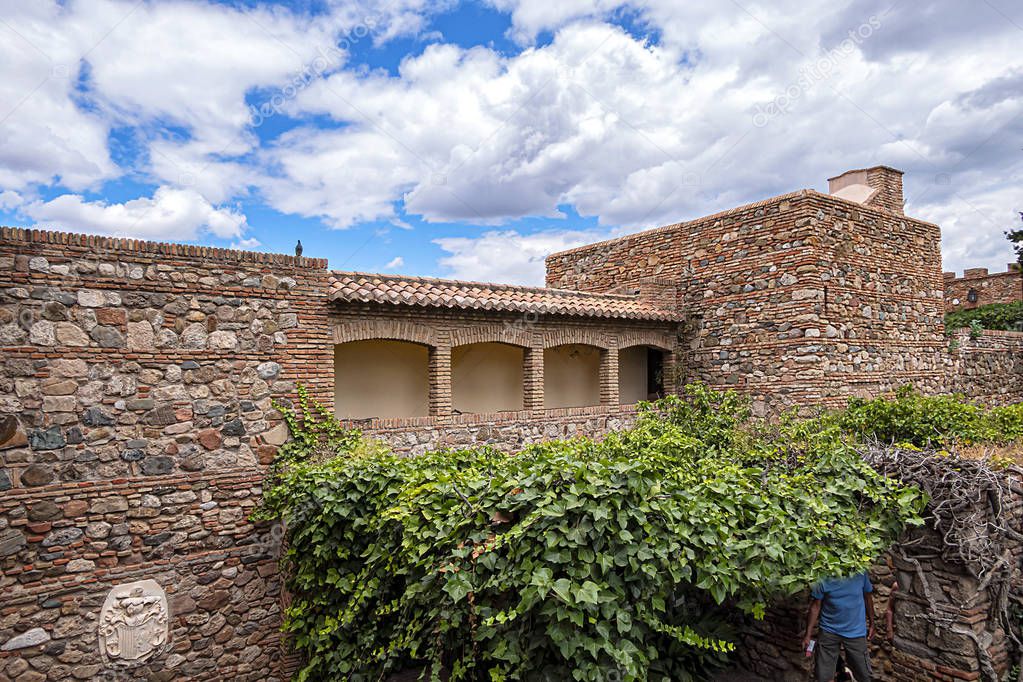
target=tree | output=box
[1007,213,1023,303]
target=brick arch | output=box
[617,330,675,352]
[332,320,438,347]
[448,325,533,349]
[542,329,611,350]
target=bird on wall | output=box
[295,240,303,257]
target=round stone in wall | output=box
[98,579,169,666]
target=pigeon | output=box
[295,240,303,257]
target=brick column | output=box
[523,343,544,411]
[662,350,678,396]
[600,346,619,406]
[429,344,452,418]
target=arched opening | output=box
[618,345,667,405]
[334,339,430,418]
[544,344,602,409]
[451,342,525,414]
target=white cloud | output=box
[0,190,23,210]
[232,237,263,250]
[434,228,606,284]
[915,183,1023,275]
[265,7,1022,273]
[0,0,452,199]
[0,3,117,191]
[384,255,405,269]
[1,0,1022,276]
[24,186,248,241]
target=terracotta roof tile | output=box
[326,272,677,321]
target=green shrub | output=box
[836,386,1023,447]
[258,385,926,681]
[838,386,985,446]
[986,402,1023,443]
[945,301,1023,333]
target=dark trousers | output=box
[815,630,871,682]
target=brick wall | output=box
[949,329,1023,405]
[0,227,334,682]
[546,189,947,411]
[734,473,1023,682]
[1,173,1020,681]
[945,266,1023,312]
[0,228,664,681]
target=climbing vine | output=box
[841,388,1023,682]
[258,384,927,681]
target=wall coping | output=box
[944,268,1022,280]
[0,226,328,269]
[546,188,938,261]
[339,403,641,430]
[951,328,1023,340]
[545,190,810,259]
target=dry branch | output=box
[861,444,1023,681]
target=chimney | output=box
[828,166,904,215]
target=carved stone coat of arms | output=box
[98,580,169,665]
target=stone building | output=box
[944,264,1023,311]
[0,166,1021,681]
[548,165,954,409]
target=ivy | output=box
[258,384,928,681]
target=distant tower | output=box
[295,240,303,257]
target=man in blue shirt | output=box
[802,572,875,682]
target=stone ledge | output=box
[341,404,641,430]
[1,226,327,270]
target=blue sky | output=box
[1,0,1021,283]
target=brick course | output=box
[1,166,1021,681]
[0,228,666,681]
[944,266,1023,312]
[546,189,947,411]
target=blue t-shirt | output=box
[812,573,873,638]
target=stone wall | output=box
[352,405,639,455]
[734,477,1022,682]
[1,185,1020,681]
[0,228,331,682]
[950,329,1023,405]
[0,228,653,681]
[546,189,948,411]
[945,266,1022,312]
[811,192,948,400]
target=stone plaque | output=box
[98,580,169,665]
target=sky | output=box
[1,0,1021,285]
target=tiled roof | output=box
[326,272,678,321]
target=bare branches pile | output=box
[861,443,1023,680]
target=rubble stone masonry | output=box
[950,329,1023,405]
[1,165,1022,681]
[944,265,1023,312]
[546,189,948,411]
[0,228,664,681]
[0,227,333,682]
